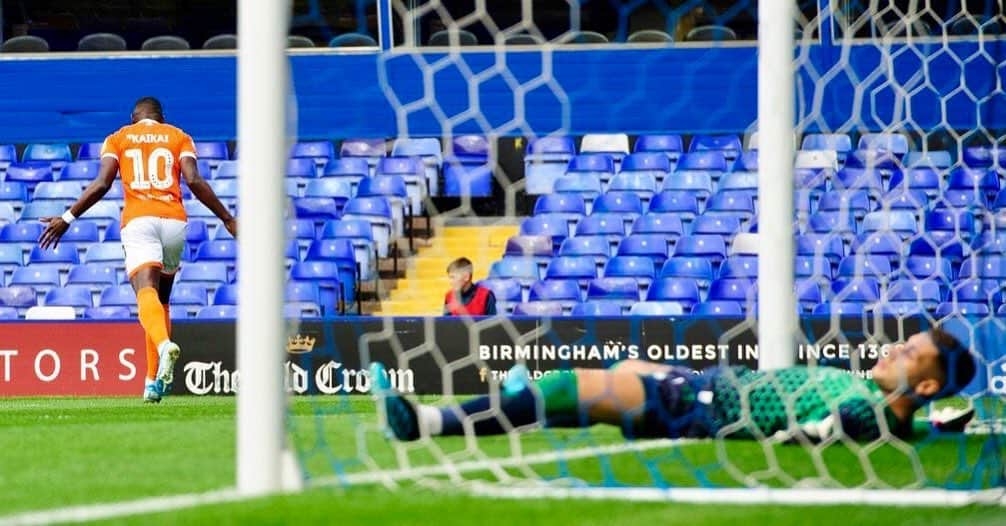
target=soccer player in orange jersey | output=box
[39,97,237,403]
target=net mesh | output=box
[287,0,1006,501]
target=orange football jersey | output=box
[100,119,194,227]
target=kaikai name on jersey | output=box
[126,133,170,144]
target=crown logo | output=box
[286,334,317,354]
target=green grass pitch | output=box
[1,396,1004,525]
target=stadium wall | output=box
[0,41,1000,144]
[1,317,999,396]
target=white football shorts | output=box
[119,216,187,278]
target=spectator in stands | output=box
[443,257,497,316]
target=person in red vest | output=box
[443,257,497,316]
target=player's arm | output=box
[39,156,118,250]
[180,157,237,238]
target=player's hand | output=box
[224,218,238,239]
[38,216,70,250]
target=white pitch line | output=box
[0,489,243,526]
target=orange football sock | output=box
[137,287,169,348]
[145,334,158,381]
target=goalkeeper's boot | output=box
[143,379,162,404]
[370,362,419,441]
[502,363,532,396]
[929,401,975,433]
[156,341,181,394]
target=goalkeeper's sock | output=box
[136,287,170,348]
[434,370,580,436]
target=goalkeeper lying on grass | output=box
[371,326,977,443]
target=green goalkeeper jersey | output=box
[709,366,907,441]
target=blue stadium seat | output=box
[794,256,833,282]
[718,255,757,279]
[818,190,872,220]
[98,285,136,311]
[692,215,742,243]
[834,167,886,196]
[903,151,952,169]
[67,263,118,288]
[443,163,492,197]
[340,197,394,258]
[941,189,987,209]
[558,236,609,270]
[874,302,926,316]
[603,256,655,290]
[645,277,701,310]
[83,306,132,319]
[60,222,102,244]
[708,279,755,308]
[717,172,758,193]
[672,235,727,267]
[0,182,28,208]
[812,302,865,316]
[924,209,976,243]
[106,182,125,200]
[879,189,929,213]
[888,167,942,197]
[178,262,229,287]
[0,286,36,310]
[322,158,370,190]
[79,201,120,225]
[304,241,359,303]
[213,285,238,305]
[195,240,237,262]
[195,142,229,164]
[616,234,672,267]
[391,137,443,197]
[907,237,970,265]
[196,305,238,319]
[529,279,582,306]
[959,255,1006,282]
[691,301,742,317]
[289,261,345,314]
[801,133,853,161]
[567,154,616,186]
[573,214,625,256]
[676,151,728,174]
[59,160,100,181]
[215,160,239,179]
[81,244,124,270]
[23,143,72,166]
[503,235,553,262]
[521,214,573,251]
[208,179,238,206]
[171,283,209,313]
[340,138,387,172]
[795,234,845,267]
[291,141,336,162]
[951,279,1001,308]
[76,143,104,161]
[305,178,353,207]
[184,200,219,223]
[795,280,823,311]
[570,301,624,317]
[619,153,672,184]
[689,135,742,161]
[1,222,43,244]
[808,211,858,241]
[32,181,81,201]
[660,172,714,204]
[0,244,22,277]
[533,194,587,218]
[286,280,323,317]
[935,302,990,318]
[0,144,14,171]
[633,135,684,164]
[44,286,92,309]
[647,191,700,222]
[973,231,1006,255]
[553,173,603,211]
[947,166,1000,201]
[963,145,1003,169]
[28,244,79,270]
[902,256,954,282]
[630,301,685,316]
[525,136,575,164]
[545,255,599,283]
[446,135,490,165]
[10,267,60,297]
[294,197,341,222]
[861,210,918,239]
[376,157,427,214]
[592,192,643,233]
[830,278,882,303]
[887,280,943,310]
[527,162,569,196]
[287,157,317,179]
[479,278,524,312]
[857,133,909,155]
[586,277,641,309]
[607,171,657,204]
[837,254,892,280]
[489,257,541,284]
[513,301,565,316]
[6,163,55,191]
[659,257,714,289]
[731,151,758,172]
[630,213,684,241]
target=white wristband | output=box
[61,210,76,224]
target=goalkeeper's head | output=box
[871,326,977,402]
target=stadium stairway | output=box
[371,224,516,316]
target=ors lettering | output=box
[34,350,61,382]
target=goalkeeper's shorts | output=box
[625,366,718,440]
